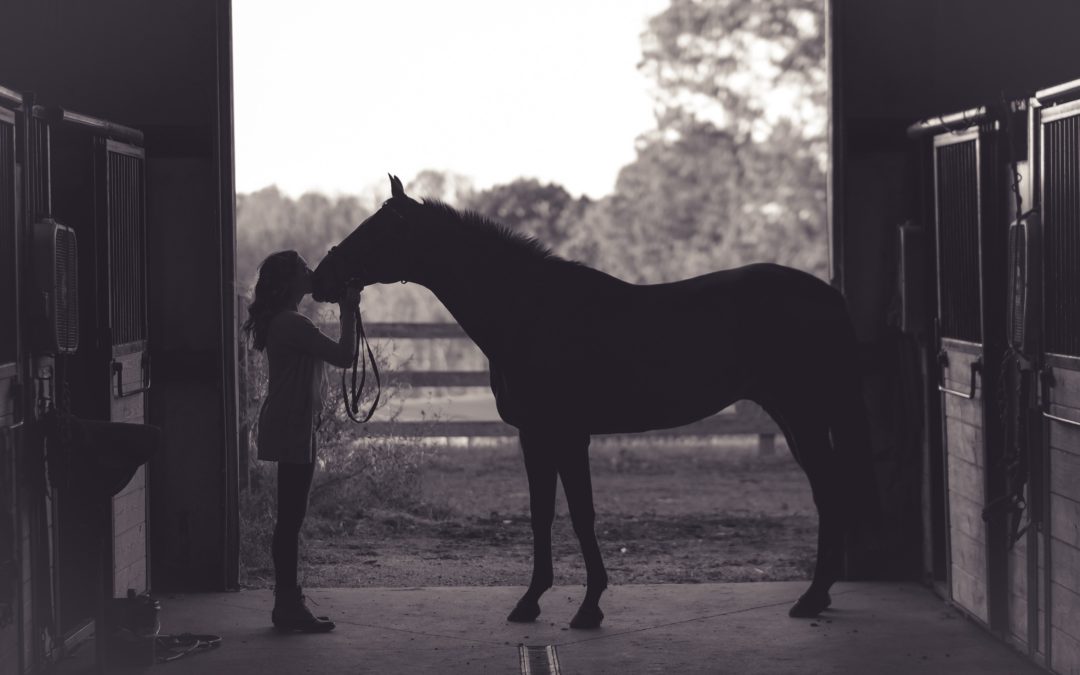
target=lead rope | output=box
[978,94,1032,548]
[341,304,381,423]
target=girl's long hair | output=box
[242,250,304,351]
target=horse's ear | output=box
[389,174,405,199]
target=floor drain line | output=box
[519,644,561,675]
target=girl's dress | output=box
[257,310,352,463]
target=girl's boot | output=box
[272,586,335,633]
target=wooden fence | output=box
[359,323,781,454]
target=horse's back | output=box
[495,262,851,433]
[643,263,850,398]
[627,263,844,354]
[716,263,847,343]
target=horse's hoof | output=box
[569,605,604,629]
[508,600,541,623]
[788,591,831,618]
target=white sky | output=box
[233,0,671,200]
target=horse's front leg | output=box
[556,435,608,629]
[507,432,557,623]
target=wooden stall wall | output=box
[1047,367,1080,672]
[941,345,987,619]
[1034,85,1080,675]
[1006,524,1045,659]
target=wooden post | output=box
[758,433,775,457]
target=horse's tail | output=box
[826,293,882,529]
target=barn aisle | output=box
[55,581,1040,674]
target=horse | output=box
[311,174,879,629]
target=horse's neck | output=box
[424,279,502,357]
[415,242,529,360]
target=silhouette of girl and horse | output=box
[310,175,879,629]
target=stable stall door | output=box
[1036,91,1080,675]
[98,138,149,599]
[933,128,991,624]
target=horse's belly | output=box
[490,363,737,434]
[574,362,743,434]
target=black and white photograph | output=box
[1,1,1079,672]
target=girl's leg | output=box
[272,461,315,590]
[270,460,333,632]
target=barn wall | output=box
[0,0,238,594]
[832,0,1080,670]
[0,91,20,672]
[832,0,1080,357]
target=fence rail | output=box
[361,323,781,453]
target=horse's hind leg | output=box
[769,407,844,618]
[507,430,558,623]
[555,433,608,629]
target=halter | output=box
[322,244,380,424]
[381,199,409,225]
[336,199,409,423]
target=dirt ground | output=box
[243,437,819,590]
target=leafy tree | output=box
[463,178,589,249]
[565,0,828,283]
[237,0,829,299]
[406,169,475,207]
[640,0,825,147]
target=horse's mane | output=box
[421,199,565,264]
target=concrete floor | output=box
[61,582,1042,674]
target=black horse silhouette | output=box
[311,175,878,629]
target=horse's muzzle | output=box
[309,268,342,303]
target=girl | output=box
[242,250,359,633]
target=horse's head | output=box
[311,174,421,302]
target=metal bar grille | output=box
[935,140,983,342]
[0,119,15,364]
[29,115,50,219]
[1044,113,1080,356]
[106,149,146,347]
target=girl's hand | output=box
[339,285,362,310]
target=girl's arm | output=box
[283,290,360,368]
[330,291,359,368]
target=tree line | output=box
[236,0,828,322]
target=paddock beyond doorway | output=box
[239,437,818,591]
